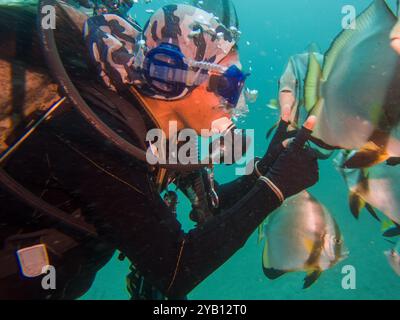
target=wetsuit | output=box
[0,94,283,299]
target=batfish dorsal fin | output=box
[304,52,322,113]
[323,0,396,82]
[303,269,322,289]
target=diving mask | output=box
[141,43,249,107]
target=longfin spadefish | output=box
[303,269,322,289]
[344,141,390,168]
[349,192,366,219]
[304,52,322,113]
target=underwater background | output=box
[68,0,400,300]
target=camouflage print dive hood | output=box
[84,4,238,101]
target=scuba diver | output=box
[0,0,319,299]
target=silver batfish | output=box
[305,0,400,168]
[334,150,400,226]
[262,191,348,289]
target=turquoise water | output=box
[81,0,400,300]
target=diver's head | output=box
[132,4,248,138]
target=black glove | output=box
[265,126,319,200]
[256,119,296,175]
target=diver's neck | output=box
[141,96,185,139]
[156,113,185,140]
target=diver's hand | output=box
[256,105,292,175]
[264,116,319,200]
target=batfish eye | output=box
[335,238,343,245]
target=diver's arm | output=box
[166,179,281,297]
[215,118,292,211]
[126,125,318,298]
[163,122,319,298]
[213,172,259,211]
[31,109,316,299]
[111,171,281,299]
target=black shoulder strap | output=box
[0,168,98,237]
[78,82,148,149]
